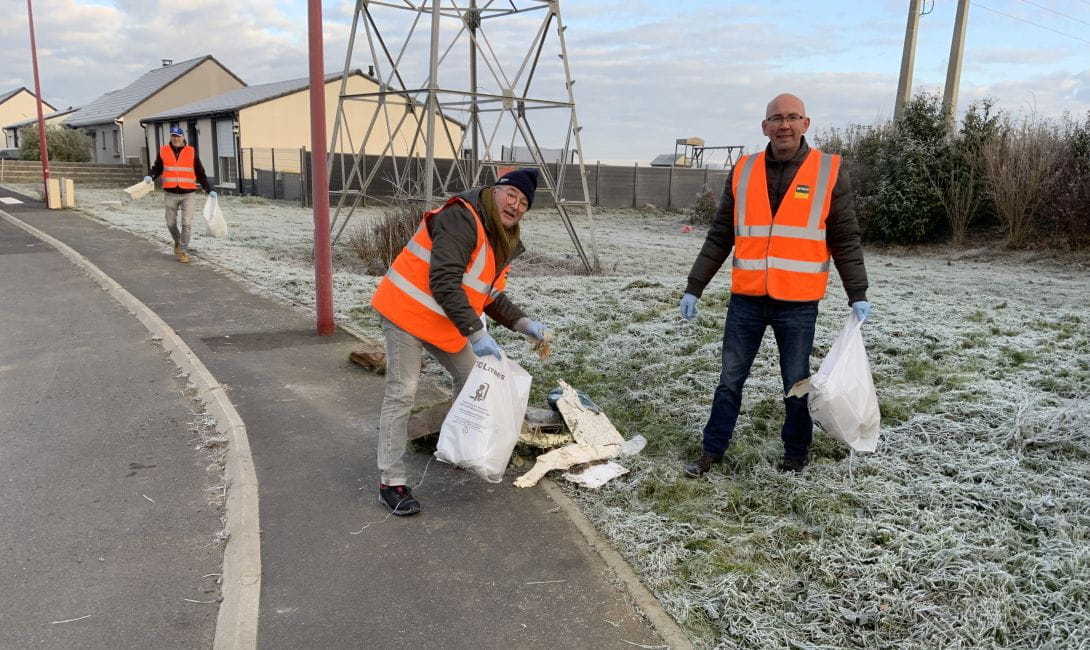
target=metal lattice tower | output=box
[327,0,599,271]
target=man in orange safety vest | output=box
[145,125,213,263]
[679,93,871,476]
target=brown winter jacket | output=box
[426,187,527,337]
[685,137,869,305]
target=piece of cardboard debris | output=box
[123,180,153,201]
[563,461,629,489]
[526,329,556,361]
[514,380,626,488]
[349,349,386,372]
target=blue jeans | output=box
[702,294,818,460]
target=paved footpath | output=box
[0,214,221,648]
[1,188,685,650]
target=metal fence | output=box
[239,148,307,203]
[239,148,731,211]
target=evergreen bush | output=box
[18,125,92,163]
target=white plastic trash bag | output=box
[202,195,228,238]
[806,315,881,452]
[435,354,532,482]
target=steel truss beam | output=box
[328,0,599,272]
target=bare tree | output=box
[982,119,1063,249]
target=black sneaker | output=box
[378,484,421,516]
[777,456,809,473]
[683,453,721,478]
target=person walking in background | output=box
[679,93,870,477]
[370,169,551,516]
[144,125,214,263]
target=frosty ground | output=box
[15,184,1090,648]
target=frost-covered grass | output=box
[14,184,1090,648]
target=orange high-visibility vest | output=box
[160,145,197,190]
[371,197,509,352]
[730,149,840,301]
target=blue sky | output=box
[3,0,1088,163]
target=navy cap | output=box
[495,168,539,209]
[169,126,184,137]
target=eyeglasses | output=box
[765,114,805,125]
[498,186,529,211]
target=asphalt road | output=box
[0,216,222,648]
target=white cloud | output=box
[2,0,1088,162]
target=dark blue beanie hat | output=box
[495,168,539,209]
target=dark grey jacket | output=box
[685,137,869,305]
[426,188,527,337]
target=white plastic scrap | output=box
[563,461,630,489]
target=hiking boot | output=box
[173,242,181,256]
[683,453,721,478]
[379,484,420,516]
[177,250,189,263]
[778,456,809,473]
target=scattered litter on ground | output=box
[563,461,630,488]
[515,380,627,488]
[349,348,386,373]
[50,615,92,625]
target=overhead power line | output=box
[1017,0,1090,28]
[971,1,1090,46]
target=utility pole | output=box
[308,0,334,336]
[26,0,50,199]
[942,0,971,126]
[894,0,922,122]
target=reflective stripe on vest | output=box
[730,149,840,301]
[370,196,508,353]
[160,145,197,189]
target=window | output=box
[215,119,237,184]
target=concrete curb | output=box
[539,480,694,650]
[0,210,261,650]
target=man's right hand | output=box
[469,330,503,359]
[143,176,153,184]
[679,293,699,320]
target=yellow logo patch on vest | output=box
[793,184,811,199]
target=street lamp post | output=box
[26,0,50,199]
[308,0,334,336]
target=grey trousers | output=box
[377,316,475,486]
[164,192,195,250]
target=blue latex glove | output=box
[517,318,548,341]
[143,176,152,184]
[679,293,699,320]
[209,191,217,199]
[469,330,503,359]
[852,300,871,323]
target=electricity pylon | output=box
[327,0,599,272]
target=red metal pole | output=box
[26,0,50,200]
[308,0,334,336]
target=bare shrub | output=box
[690,189,718,225]
[933,163,980,246]
[1052,112,1090,251]
[346,200,421,275]
[983,119,1063,249]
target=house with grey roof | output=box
[141,69,463,193]
[1,87,57,148]
[64,56,244,165]
[3,106,79,149]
